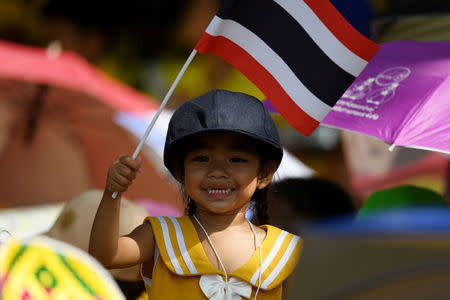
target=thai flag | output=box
[195,0,380,136]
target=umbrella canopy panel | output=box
[0,80,181,208]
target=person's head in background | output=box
[45,189,148,300]
[265,177,356,233]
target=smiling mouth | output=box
[205,188,233,195]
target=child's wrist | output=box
[104,188,120,198]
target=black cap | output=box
[164,89,283,176]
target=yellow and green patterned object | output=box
[0,235,125,300]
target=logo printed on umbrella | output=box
[336,66,412,120]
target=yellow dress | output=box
[140,216,302,299]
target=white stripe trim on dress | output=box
[140,245,159,287]
[250,230,289,285]
[261,236,300,289]
[274,0,368,77]
[205,16,331,121]
[168,216,198,274]
[153,246,160,277]
[140,263,152,287]
[156,216,184,275]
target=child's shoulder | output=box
[144,215,192,232]
[260,223,301,240]
[260,224,303,253]
[144,215,212,276]
[254,224,303,289]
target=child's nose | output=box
[207,159,229,178]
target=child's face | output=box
[182,132,271,215]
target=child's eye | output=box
[230,157,247,163]
[192,155,209,162]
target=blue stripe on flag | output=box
[217,0,356,106]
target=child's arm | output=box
[89,156,155,269]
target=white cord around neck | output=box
[193,214,228,281]
[193,214,262,299]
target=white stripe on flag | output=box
[274,0,368,76]
[156,216,184,275]
[205,16,331,121]
[261,236,300,289]
[168,217,198,274]
[250,230,289,285]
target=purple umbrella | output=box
[322,40,449,154]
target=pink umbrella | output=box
[0,40,182,208]
[0,40,153,113]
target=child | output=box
[89,89,302,299]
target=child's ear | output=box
[257,160,278,189]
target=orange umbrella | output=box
[0,40,181,209]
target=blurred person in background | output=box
[371,0,450,42]
[265,177,356,234]
[142,0,267,109]
[41,0,190,90]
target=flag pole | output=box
[112,49,198,199]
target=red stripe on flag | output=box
[196,33,320,136]
[303,0,380,62]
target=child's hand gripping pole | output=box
[111,50,198,199]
